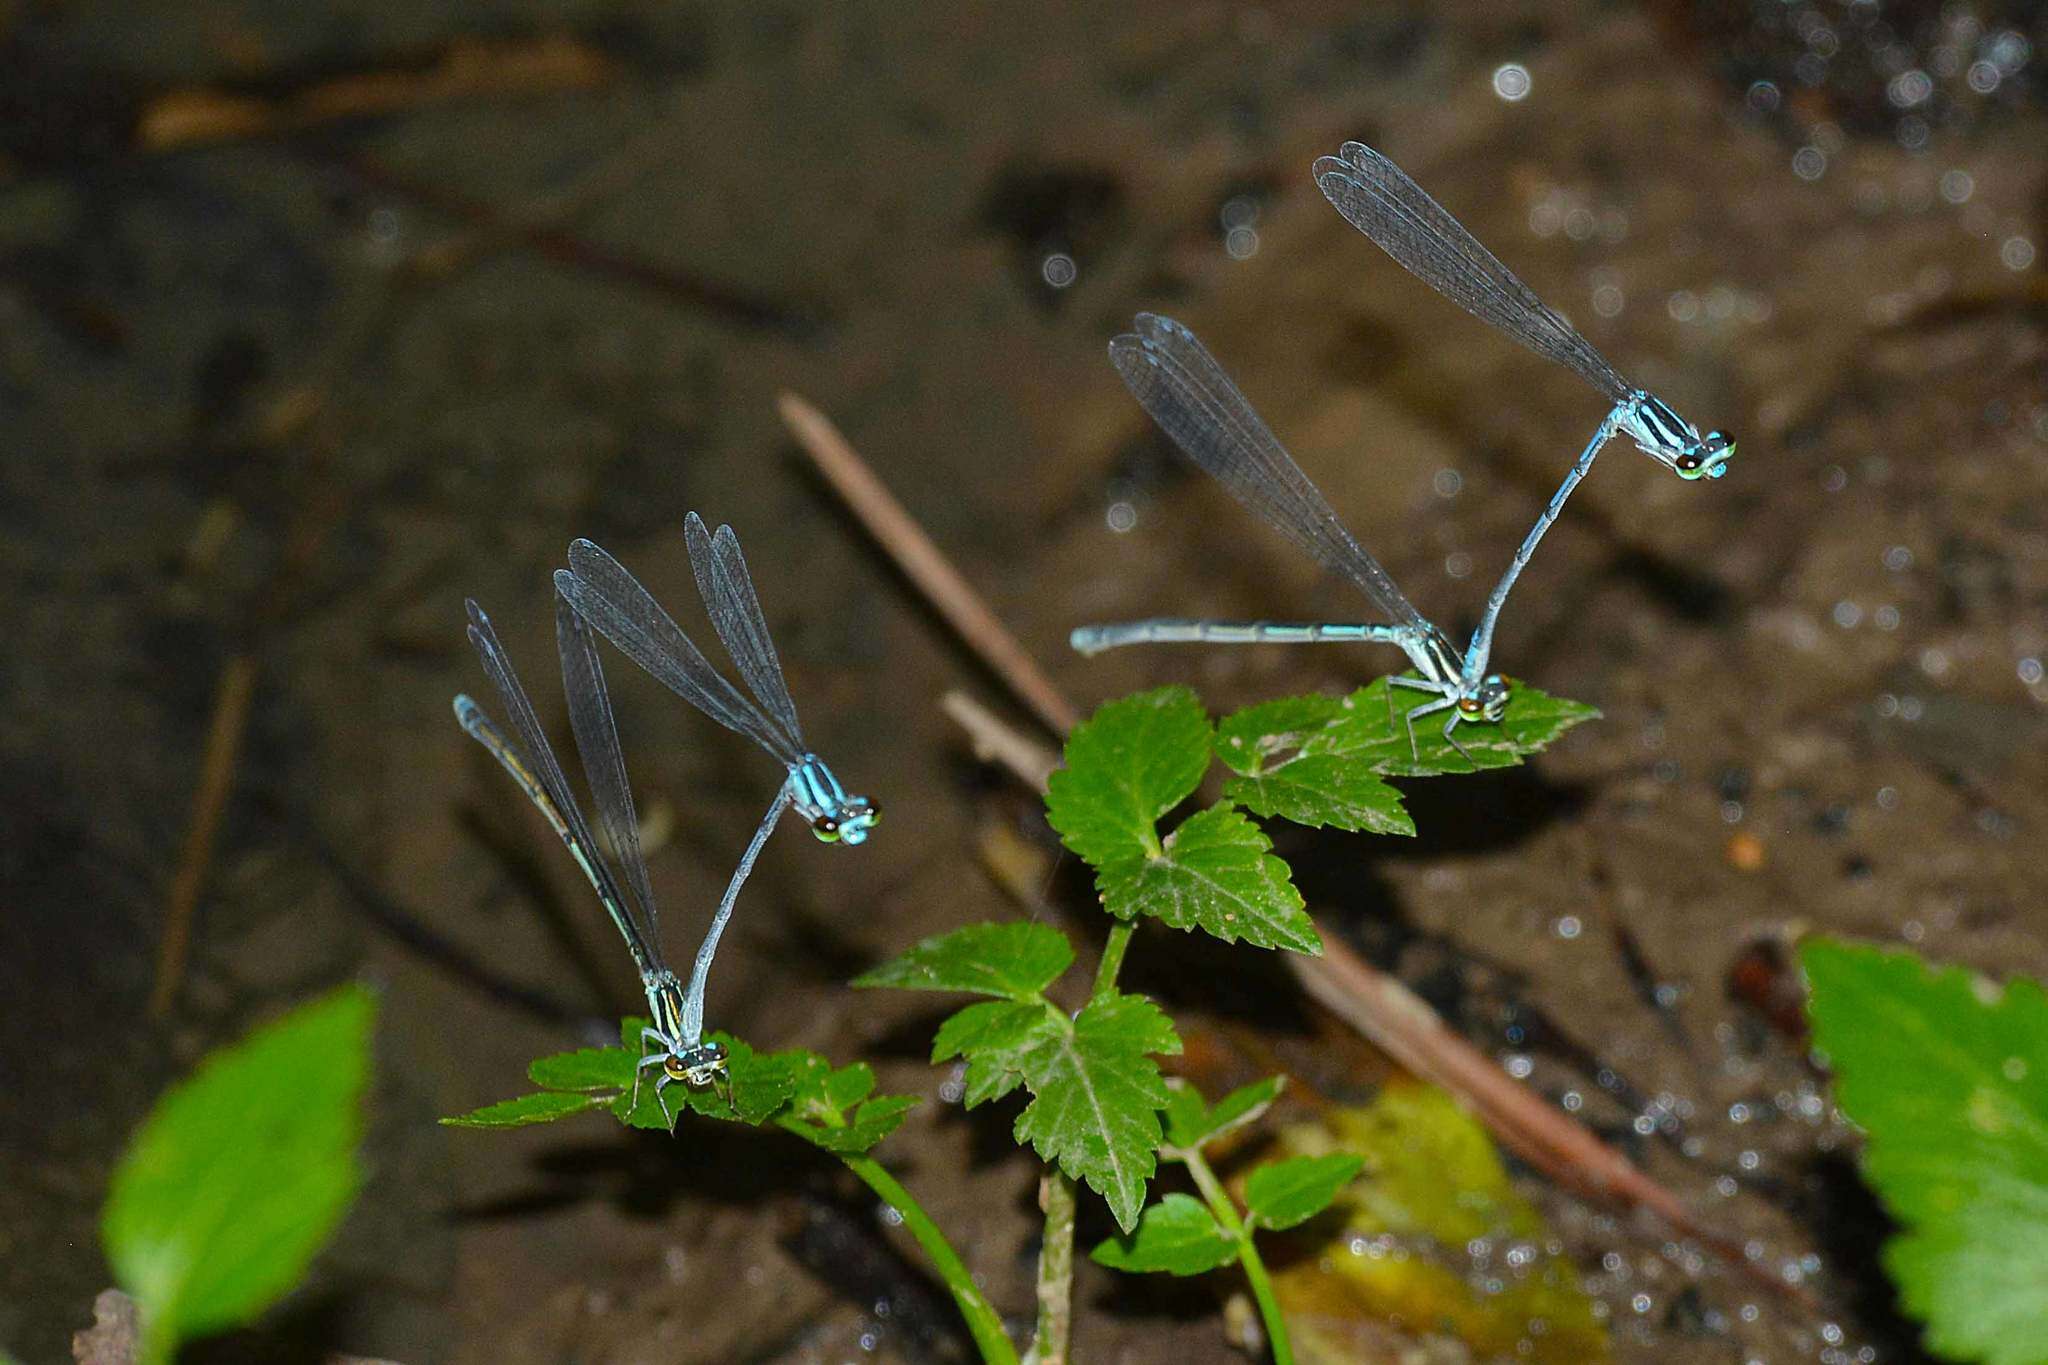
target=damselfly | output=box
[1309,142,1734,688]
[555,513,879,846]
[1074,313,1529,760]
[456,596,789,1123]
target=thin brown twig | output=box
[779,393,1081,736]
[150,653,259,1019]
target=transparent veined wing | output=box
[556,539,801,766]
[555,592,662,951]
[683,513,805,755]
[458,599,663,980]
[1111,313,1430,631]
[1312,142,1633,404]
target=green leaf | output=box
[1312,679,1600,778]
[1214,695,1348,777]
[442,1090,611,1128]
[103,986,374,1362]
[1226,755,1413,836]
[610,1033,801,1130]
[1097,803,1318,955]
[1090,1193,1239,1275]
[778,1054,920,1154]
[1045,686,1211,866]
[1803,938,2048,1365]
[933,999,1047,1106]
[795,1096,923,1154]
[1162,1076,1286,1153]
[1218,693,1415,832]
[853,922,1073,999]
[1010,992,1182,1232]
[1245,1153,1364,1231]
[528,1047,633,1092]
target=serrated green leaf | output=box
[1045,686,1211,866]
[1804,938,2048,1365]
[442,1090,610,1128]
[821,1060,877,1112]
[1245,1153,1363,1230]
[1011,992,1182,1232]
[103,986,373,1362]
[1303,679,1599,778]
[1090,1193,1240,1275]
[1163,1076,1286,1154]
[528,1047,633,1092]
[1225,754,1414,835]
[1097,803,1318,954]
[853,922,1073,999]
[933,999,1047,1106]
[794,1096,923,1154]
[610,1033,800,1130]
[1214,695,1348,777]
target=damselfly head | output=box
[811,798,879,846]
[667,1040,728,1087]
[1677,431,1736,481]
[1476,675,1511,721]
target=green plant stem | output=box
[838,1151,1019,1365]
[1028,1170,1075,1364]
[1184,1149,1292,1365]
[1091,921,1134,1000]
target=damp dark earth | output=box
[6,2,2046,1363]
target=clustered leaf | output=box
[103,986,375,1364]
[1244,1153,1365,1230]
[1048,688,1316,955]
[1095,804,1319,953]
[1804,938,2048,1365]
[1045,686,1211,866]
[852,921,1072,999]
[1220,678,1599,790]
[1090,1193,1238,1275]
[1009,992,1182,1231]
[442,1023,911,1154]
[1162,1076,1285,1153]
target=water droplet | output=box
[1492,64,1532,101]
[1040,252,1078,288]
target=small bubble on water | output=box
[1821,464,1848,492]
[1747,80,1781,112]
[1883,544,1913,571]
[1434,467,1463,497]
[1041,252,1078,288]
[1445,550,1473,579]
[1940,169,1975,203]
[1106,500,1138,533]
[1493,63,1532,101]
[2002,236,2037,271]
[2019,657,2044,684]
[1877,785,1899,809]
[1554,915,1583,940]
[1224,226,1260,260]
[1793,146,1828,181]
[1874,604,1900,630]
[1667,289,1700,322]
[1833,600,1863,628]
[1967,60,2002,93]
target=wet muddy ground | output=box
[6,1,2046,1361]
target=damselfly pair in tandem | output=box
[456,514,876,1126]
[1073,142,1736,761]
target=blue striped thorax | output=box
[1621,393,1735,482]
[788,756,880,845]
